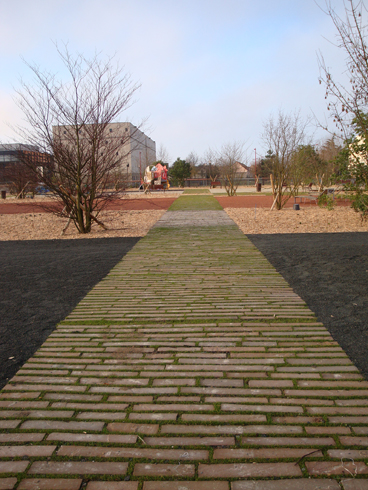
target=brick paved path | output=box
[1,203,368,489]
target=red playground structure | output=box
[143,163,169,192]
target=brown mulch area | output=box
[0,198,176,215]
[215,195,350,208]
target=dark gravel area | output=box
[247,232,368,380]
[0,237,140,389]
[1,233,367,389]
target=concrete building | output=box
[53,122,156,182]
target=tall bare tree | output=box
[318,1,368,219]
[15,45,140,233]
[318,0,368,136]
[262,110,309,209]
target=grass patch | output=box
[182,188,211,195]
[168,195,223,211]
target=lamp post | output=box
[254,148,257,186]
[139,151,142,184]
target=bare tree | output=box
[262,110,309,209]
[156,144,171,166]
[318,0,368,136]
[203,149,220,184]
[15,45,140,233]
[215,142,247,196]
[186,151,199,177]
[3,163,38,198]
[318,0,368,218]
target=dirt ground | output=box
[225,206,368,234]
[1,200,367,241]
[0,210,166,241]
[0,196,177,214]
[216,195,350,208]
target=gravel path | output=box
[248,232,368,379]
[0,237,139,389]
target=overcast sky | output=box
[0,0,352,163]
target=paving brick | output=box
[0,401,48,408]
[305,461,368,475]
[308,407,368,415]
[76,411,126,420]
[152,378,195,386]
[44,393,102,402]
[28,461,128,475]
[198,462,302,477]
[47,432,136,443]
[145,436,235,446]
[133,403,213,412]
[231,480,341,489]
[354,427,368,434]
[200,378,244,387]
[182,414,266,423]
[0,420,20,429]
[156,395,201,403]
[133,463,194,477]
[340,437,368,446]
[222,403,303,413]
[58,445,208,460]
[0,480,16,490]
[20,420,104,431]
[129,412,177,421]
[328,450,368,459]
[4,384,87,392]
[0,462,29,473]
[0,410,72,419]
[241,436,335,446]
[0,392,41,399]
[0,434,44,442]
[330,417,368,424]
[161,424,302,435]
[51,402,128,410]
[341,480,368,490]
[214,448,323,459]
[107,423,159,434]
[248,380,294,387]
[18,480,82,490]
[86,483,138,490]
[306,426,351,434]
[143,483,228,490]
[107,395,153,402]
[0,446,55,457]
